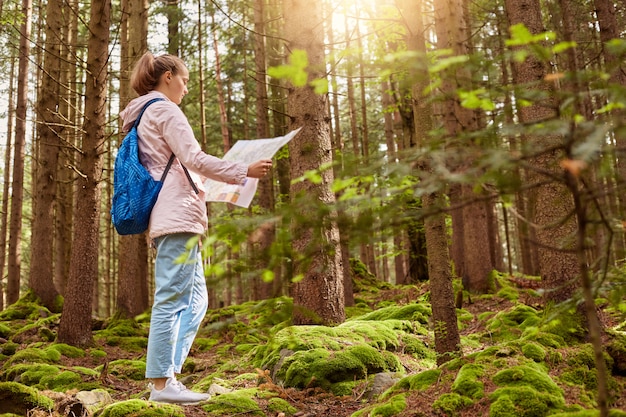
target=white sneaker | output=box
[148,378,211,405]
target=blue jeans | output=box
[145,233,208,379]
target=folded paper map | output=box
[204,128,302,207]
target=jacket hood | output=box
[120,91,170,133]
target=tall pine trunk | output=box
[7,0,33,305]
[283,0,345,326]
[58,0,110,347]
[116,0,151,319]
[30,0,64,311]
[400,0,460,364]
[504,0,580,304]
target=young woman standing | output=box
[120,52,272,405]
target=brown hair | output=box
[130,52,187,95]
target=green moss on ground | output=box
[96,359,146,381]
[356,303,431,325]
[522,342,547,362]
[490,386,565,417]
[351,393,407,417]
[0,381,54,415]
[486,305,542,341]
[3,363,61,385]
[392,369,442,393]
[550,410,626,417]
[275,344,403,390]
[490,364,565,416]
[201,389,265,416]
[95,399,184,417]
[433,392,473,416]
[2,346,62,368]
[452,363,484,400]
[267,397,297,415]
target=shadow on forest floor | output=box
[1,264,626,416]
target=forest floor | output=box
[1,270,626,417]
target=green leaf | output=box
[506,24,555,47]
[267,49,309,87]
[552,41,577,54]
[429,55,470,74]
[262,270,275,283]
[596,101,625,114]
[311,78,328,94]
[458,89,496,111]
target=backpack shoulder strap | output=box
[133,97,165,129]
[160,154,200,195]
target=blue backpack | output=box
[111,98,173,235]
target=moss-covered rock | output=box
[550,410,626,417]
[490,386,564,417]
[0,382,54,415]
[2,346,62,368]
[267,397,298,415]
[201,389,264,416]
[255,318,423,375]
[492,364,563,397]
[0,323,12,339]
[521,327,566,349]
[393,369,442,393]
[451,363,484,400]
[351,393,407,417]
[606,336,626,376]
[539,308,586,344]
[0,342,18,356]
[38,370,85,391]
[47,343,85,359]
[103,336,147,352]
[3,363,61,385]
[432,392,473,416]
[97,359,146,381]
[356,303,431,325]
[95,399,184,417]
[522,342,547,362]
[275,344,403,390]
[486,305,542,341]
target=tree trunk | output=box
[115,0,151,319]
[400,0,460,364]
[594,0,626,262]
[58,0,110,347]
[283,0,345,326]
[55,0,78,298]
[504,0,580,304]
[7,0,33,305]
[251,0,276,301]
[434,0,494,294]
[0,51,17,311]
[30,0,64,311]
[164,0,179,55]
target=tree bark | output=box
[504,0,580,304]
[399,0,460,364]
[30,0,65,311]
[58,0,110,347]
[434,0,494,294]
[115,0,151,319]
[0,49,17,311]
[283,0,345,326]
[7,0,33,305]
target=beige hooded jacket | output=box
[119,91,248,239]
